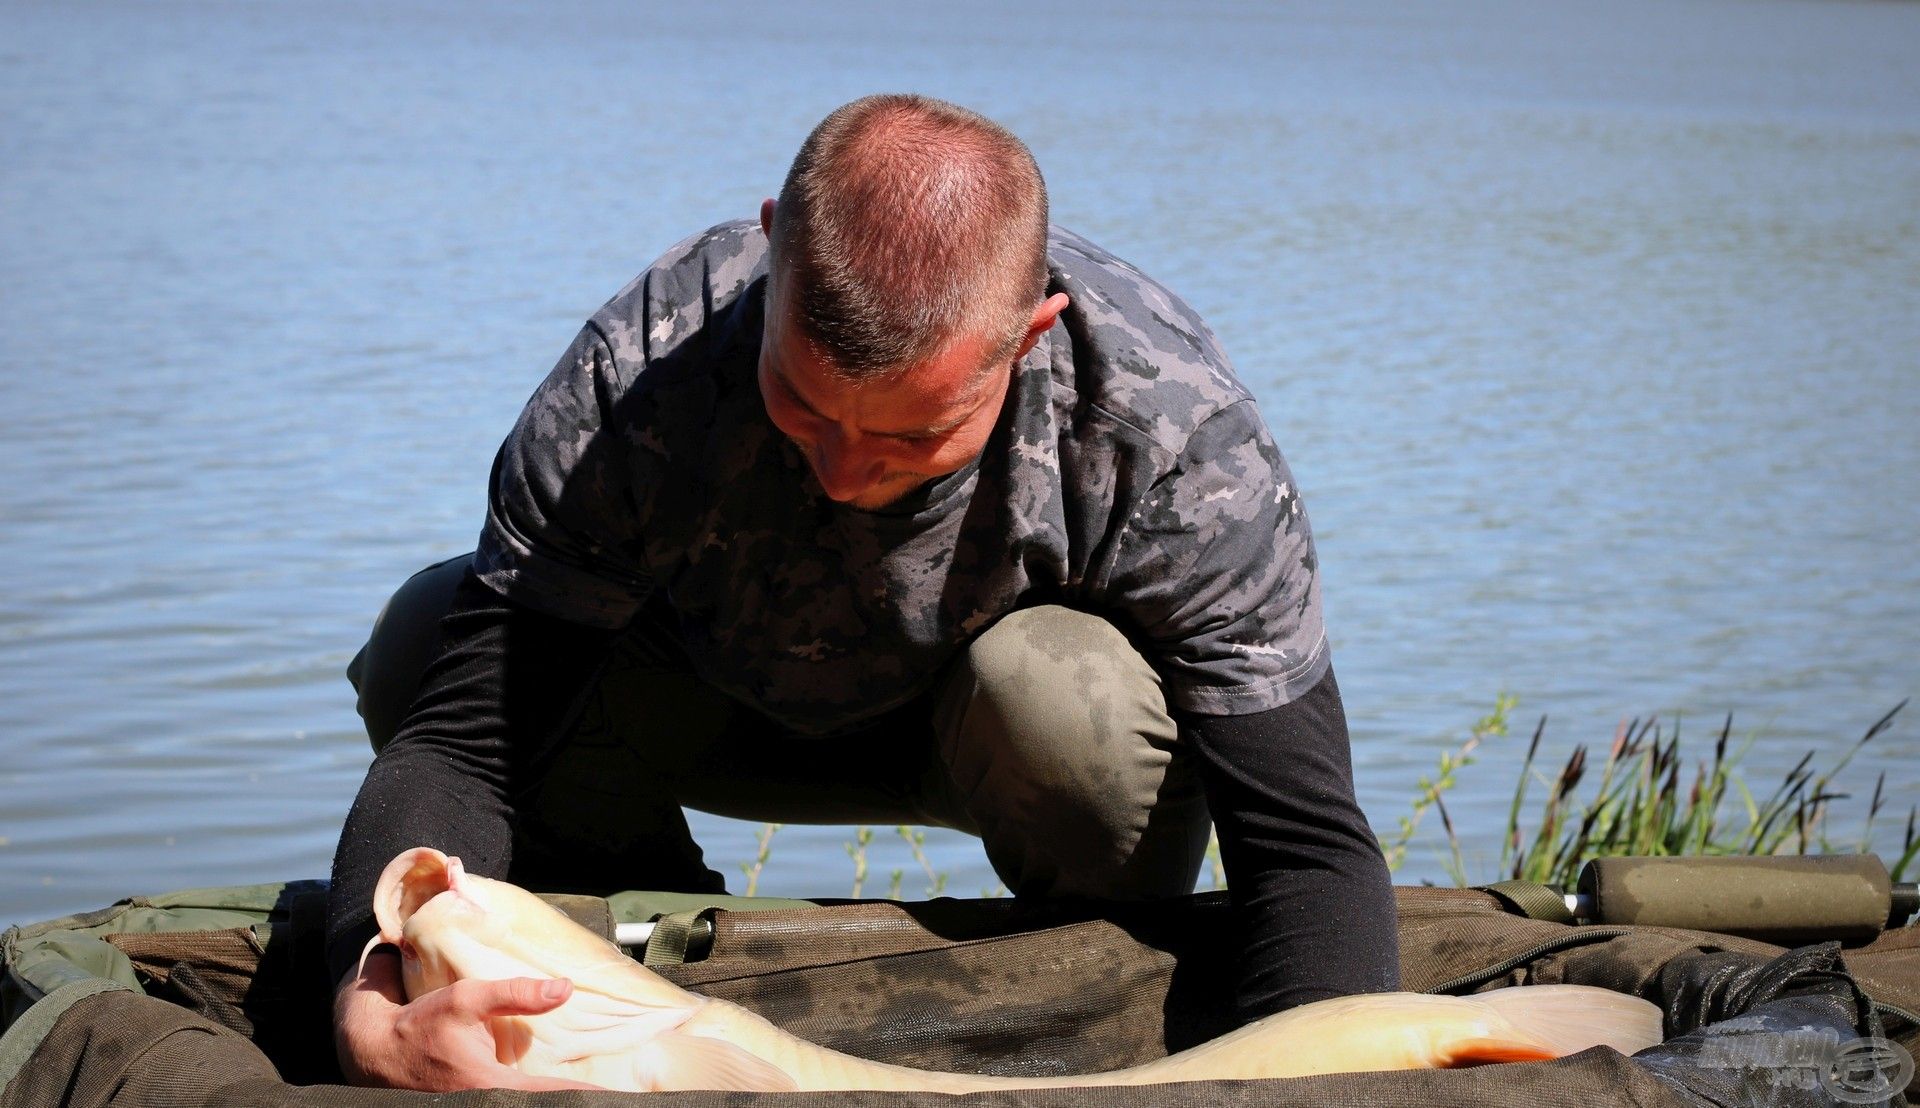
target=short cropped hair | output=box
[768,94,1050,380]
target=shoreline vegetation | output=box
[1380,696,1915,889]
[737,699,1917,899]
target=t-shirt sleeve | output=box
[473,323,654,627]
[1106,400,1330,715]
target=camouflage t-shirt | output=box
[475,220,1329,736]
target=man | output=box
[329,94,1398,1091]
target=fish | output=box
[372,846,1664,1093]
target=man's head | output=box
[758,94,1069,510]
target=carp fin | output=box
[632,1031,798,1092]
[1469,984,1665,1058]
[554,991,702,1048]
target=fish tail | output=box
[1436,1037,1561,1066]
[1470,984,1664,1058]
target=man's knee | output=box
[943,606,1207,899]
[963,606,1171,753]
[348,553,472,752]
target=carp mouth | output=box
[373,846,485,946]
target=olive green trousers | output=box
[348,555,1209,900]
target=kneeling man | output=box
[327,93,1399,1092]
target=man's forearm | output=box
[1180,667,1401,1021]
[325,572,620,986]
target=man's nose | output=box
[810,429,882,501]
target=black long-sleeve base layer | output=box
[325,573,620,986]
[1179,669,1402,1020]
[326,574,1401,1020]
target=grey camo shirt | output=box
[475,220,1329,736]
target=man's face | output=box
[758,294,1013,511]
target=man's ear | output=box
[1012,292,1070,361]
[760,198,776,237]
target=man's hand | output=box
[333,946,604,1092]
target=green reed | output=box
[1379,693,1517,885]
[738,821,782,897]
[1390,698,1915,888]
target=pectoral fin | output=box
[554,992,702,1051]
[632,1032,798,1092]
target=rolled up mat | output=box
[1578,855,1910,945]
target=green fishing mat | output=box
[2,883,1915,1106]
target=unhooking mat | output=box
[3,883,1915,1107]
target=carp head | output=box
[372,846,631,1003]
[369,847,797,1092]
[373,847,512,1001]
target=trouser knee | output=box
[938,606,1210,899]
[346,553,472,752]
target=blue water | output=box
[2,0,1917,926]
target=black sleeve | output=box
[323,570,621,986]
[1178,666,1401,1022]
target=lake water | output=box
[3,0,1917,927]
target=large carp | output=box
[372,847,1663,1093]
